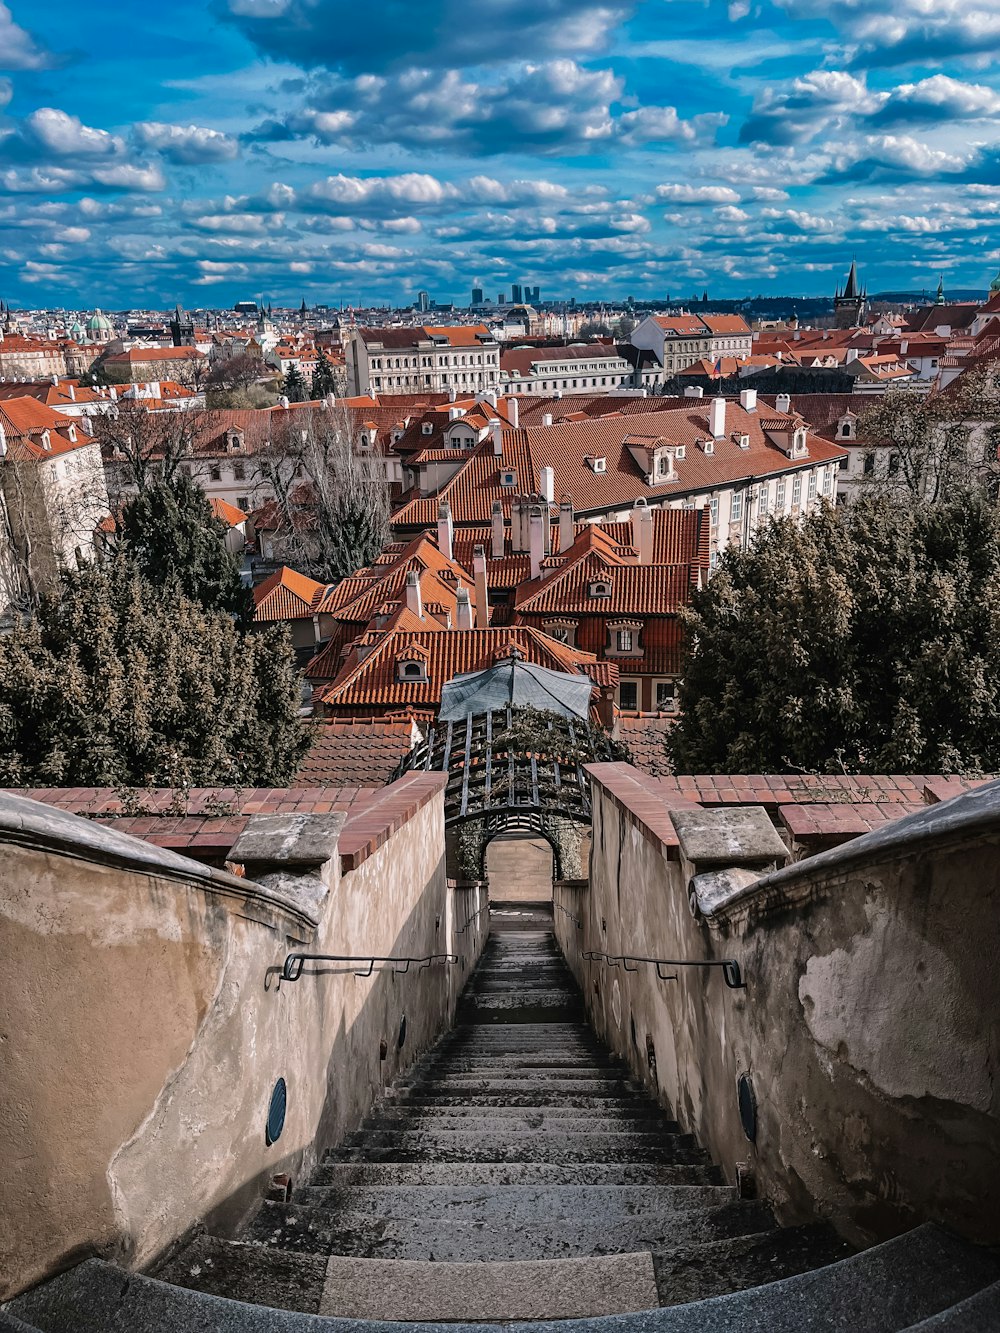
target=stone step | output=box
[309,1161,722,1187]
[900,1279,1000,1330]
[289,1183,736,1221]
[12,1225,1000,1332]
[392,1079,648,1098]
[154,1235,661,1322]
[248,1200,777,1260]
[379,1097,673,1119]
[651,1224,854,1306]
[327,1134,707,1165]
[365,1112,677,1134]
[421,1055,624,1071]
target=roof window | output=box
[589,580,613,598]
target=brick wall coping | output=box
[780,801,925,841]
[717,776,1000,923]
[0,789,322,932]
[5,774,448,876]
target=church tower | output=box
[834,260,867,329]
[169,302,194,347]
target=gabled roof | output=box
[392,400,848,527]
[252,566,329,621]
[316,626,615,711]
[210,497,247,528]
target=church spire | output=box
[936,275,945,305]
[843,259,860,300]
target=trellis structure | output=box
[396,706,600,882]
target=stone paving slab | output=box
[318,1252,660,1321]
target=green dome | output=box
[86,308,112,332]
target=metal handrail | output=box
[583,949,746,990]
[455,902,490,935]
[553,902,583,930]
[281,952,459,983]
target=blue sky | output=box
[2,0,1000,308]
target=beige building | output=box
[630,313,752,377]
[346,325,500,396]
[0,398,109,622]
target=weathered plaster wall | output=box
[0,783,486,1300]
[555,771,1000,1248]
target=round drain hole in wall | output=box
[266,1078,287,1146]
[398,1014,407,1049]
[737,1072,757,1143]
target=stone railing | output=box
[0,772,489,1301]
[554,762,1000,1249]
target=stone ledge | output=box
[338,772,448,873]
[586,762,701,858]
[0,790,318,932]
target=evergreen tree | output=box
[117,472,253,624]
[310,349,337,399]
[0,560,307,787]
[668,492,1000,775]
[282,364,309,402]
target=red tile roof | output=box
[296,717,417,786]
[253,566,330,621]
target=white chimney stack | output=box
[491,500,505,558]
[846,348,859,364]
[448,385,457,402]
[508,397,519,429]
[473,545,489,628]
[684,385,704,399]
[739,389,758,413]
[559,494,574,552]
[776,393,791,415]
[455,582,473,630]
[491,420,503,454]
[528,504,545,580]
[404,569,423,619]
[539,465,555,504]
[542,412,553,427]
[437,500,454,561]
[630,498,646,552]
[709,396,726,440]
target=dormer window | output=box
[397,659,428,682]
[422,422,434,435]
[589,580,613,598]
[737,434,750,449]
[500,469,517,487]
[608,620,642,655]
[586,455,607,473]
[793,428,808,454]
[40,430,51,451]
[700,438,714,455]
[543,618,577,646]
[226,429,244,452]
[674,446,685,460]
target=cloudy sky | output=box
[2,0,999,309]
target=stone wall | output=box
[0,775,488,1301]
[555,763,1000,1248]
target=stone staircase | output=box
[5,908,1000,1330]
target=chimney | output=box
[559,494,574,552]
[542,412,553,427]
[490,420,503,454]
[448,405,462,420]
[68,383,76,401]
[846,348,859,364]
[776,393,791,415]
[448,386,457,402]
[539,465,555,504]
[455,582,473,630]
[630,498,646,553]
[900,339,908,356]
[508,397,519,429]
[491,499,505,558]
[404,569,423,619]
[739,388,757,412]
[528,504,545,580]
[638,503,654,565]
[684,385,704,399]
[709,397,726,439]
[437,500,454,560]
[473,545,489,627]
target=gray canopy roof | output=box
[438,650,593,722]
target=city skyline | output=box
[0,0,999,307]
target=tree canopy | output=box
[310,349,337,399]
[668,492,1000,775]
[0,560,307,788]
[282,364,309,403]
[116,472,253,625]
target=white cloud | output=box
[28,108,124,157]
[134,121,239,164]
[0,3,52,70]
[656,183,740,203]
